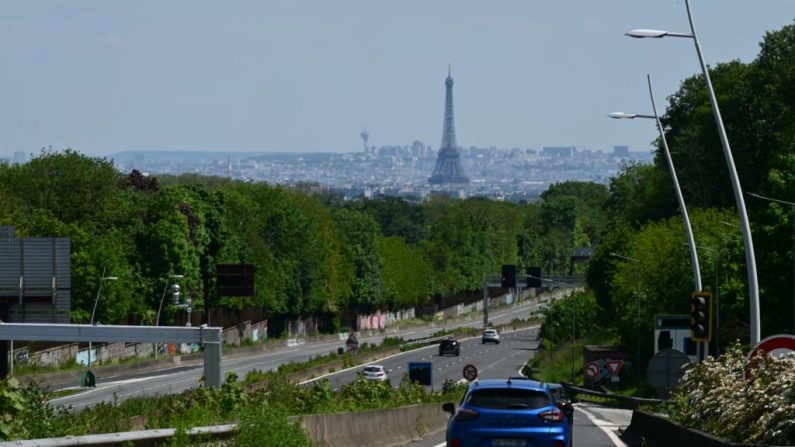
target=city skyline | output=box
[1,1,793,158]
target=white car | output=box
[482,329,500,344]
[362,365,388,381]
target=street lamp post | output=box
[626,0,760,345]
[89,270,118,368]
[156,273,185,327]
[748,192,795,333]
[610,253,641,384]
[609,73,702,294]
[155,272,184,358]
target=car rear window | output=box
[364,367,381,373]
[465,388,552,410]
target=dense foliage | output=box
[588,24,795,359]
[0,371,467,443]
[669,344,795,445]
[0,148,606,331]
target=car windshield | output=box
[363,367,381,373]
[465,388,551,410]
[484,330,496,335]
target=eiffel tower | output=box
[428,68,469,185]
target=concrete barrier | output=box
[620,410,758,447]
[297,403,449,447]
[3,404,450,446]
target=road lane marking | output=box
[576,405,628,447]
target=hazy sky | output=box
[1,1,793,158]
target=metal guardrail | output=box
[562,382,667,406]
[0,424,237,447]
[0,323,224,388]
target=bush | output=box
[0,378,69,441]
[235,404,311,447]
[668,341,795,445]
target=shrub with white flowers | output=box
[668,342,795,445]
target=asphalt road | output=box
[305,327,539,389]
[401,402,632,447]
[50,292,566,411]
[46,290,634,447]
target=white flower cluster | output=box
[669,342,795,445]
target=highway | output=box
[307,327,631,447]
[402,402,631,447]
[43,290,633,446]
[50,293,564,411]
[306,327,538,389]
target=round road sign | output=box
[584,361,600,380]
[463,364,478,382]
[646,348,690,398]
[750,334,795,359]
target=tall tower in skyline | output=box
[360,128,369,153]
[429,67,469,185]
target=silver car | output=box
[482,329,500,344]
[362,365,388,381]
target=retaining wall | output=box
[297,403,449,447]
[621,410,759,447]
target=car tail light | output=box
[451,438,462,447]
[554,442,564,447]
[454,408,480,421]
[378,372,384,376]
[539,409,563,422]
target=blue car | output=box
[442,377,572,447]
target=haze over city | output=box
[1,1,793,159]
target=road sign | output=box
[463,364,478,382]
[408,362,432,386]
[749,334,795,359]
[584,361,600,380]
[655,314,698,363]
[605,359,623,376]
[647,348,690,398]
[217,264,255,297]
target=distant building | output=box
[12,151,26,165]
[542,146,575,157]
[613,145,630,157]
[360,128,370,153]
[411,141,426,158]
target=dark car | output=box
[439,338,460,356]
[442,377,571,447]
[547,382,575,426]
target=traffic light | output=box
[171,284,181,305]
[527,266,542,288]
[690,291,712,342]
[501,265,517,288]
